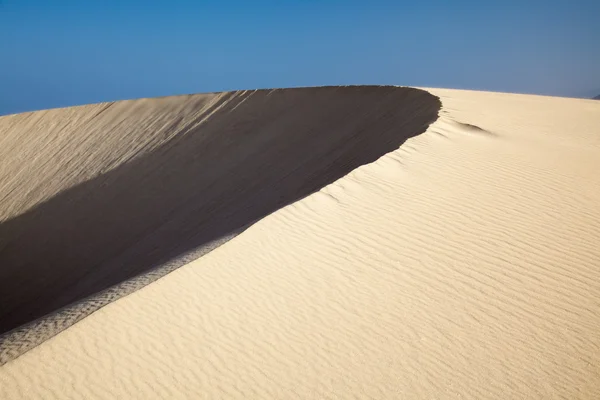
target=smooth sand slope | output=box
[2,87,600,399]
[0,86,439,340]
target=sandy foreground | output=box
[1,87,600,399]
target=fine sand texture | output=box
[0,86,440,340]
[1,87,600,399]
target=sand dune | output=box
[1,87,600,399]
[0,86,440,340]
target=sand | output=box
[0,86,439,337]
[1,87,600,399]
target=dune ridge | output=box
[1,87,600,399]
[0,86,440,361]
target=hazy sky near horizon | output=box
[1,0,599,115]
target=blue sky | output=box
[1,0,599,115]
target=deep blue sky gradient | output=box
[1,0,599,115]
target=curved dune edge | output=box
[2,89,600,399]
[0,86,441,363]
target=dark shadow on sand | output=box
[0,86,440,335]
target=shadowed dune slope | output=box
[0,86,441,335]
